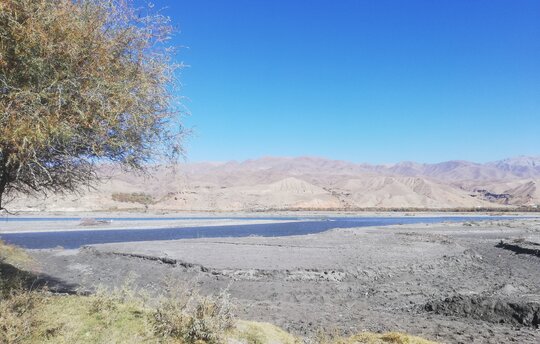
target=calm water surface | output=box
[0,216,302,222]
[0,216,514,249]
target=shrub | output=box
[153,286,235,343]
[112,192,155,205]
[0,291,42,344]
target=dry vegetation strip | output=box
[111,192,156,205]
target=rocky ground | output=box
[26,218,540,343]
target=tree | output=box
[0,0,184,211]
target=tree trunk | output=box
[0,152,9,211]
[0,172,6,211]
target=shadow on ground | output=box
[496,240,540,258]
[0,261,80,296]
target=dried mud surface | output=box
[28,218,540,343]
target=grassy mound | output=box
[231,321,300,343]
[0,240,33,269]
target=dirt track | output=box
[29,218,540,343]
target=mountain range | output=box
[10,156,540,212]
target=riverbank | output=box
[1,211,534,234]
[22,217,540,343]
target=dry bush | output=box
[84,278,236,343]
[88,287,121,318]
[310,329,438,344]
[88,274,147,314]
[153,284,235,343]
[72,278,236,343]
[0,242,42,343]
[310,327,343,344]
[112,192,155,205]
[0,291,42,344]
[0,270,25,299]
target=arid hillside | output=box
[9,156,540,212]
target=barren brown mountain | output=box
[9,156,540,212]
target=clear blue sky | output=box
[147,0,539,164]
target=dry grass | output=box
[0,277,237,343]
[0,240,36,298]
[0,240,33,269]
[32,293,153,344]
[231,320,301,344]
[0,291,43,344]
[313,330,438,344]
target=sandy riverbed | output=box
[20,217,540,343]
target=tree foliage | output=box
[0,0,184,210]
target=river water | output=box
[0,216,514,249]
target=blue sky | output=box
[147,0,539,164]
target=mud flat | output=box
[26,218,540,343]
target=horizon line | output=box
[180,154,540,167]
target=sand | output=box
[20,217,540,343]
